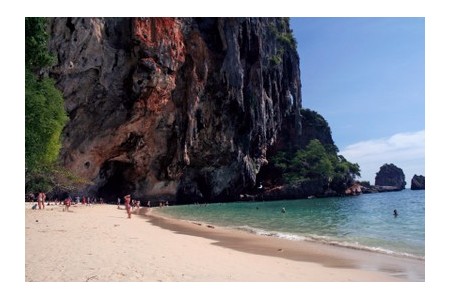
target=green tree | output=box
[25,69,67,171]
[294,139,334,180]
[25,17,55,71]
[271,139,360,190]
[25,17,71,194]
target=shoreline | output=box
[25,203,424,281]
[146,208,425,281]
[153,206,425,261]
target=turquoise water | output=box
[161,189,425,259]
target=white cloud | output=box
[339,130,425,186]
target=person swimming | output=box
[393,209,398,217]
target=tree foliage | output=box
[273,139,360,188]
[25,69,68,171]
[25,164,91,196]
[25,17,72,194]
[25,17,55,71]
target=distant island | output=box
[358,163,425,193]
[411,174,425,190]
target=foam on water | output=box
[231,224,424,260]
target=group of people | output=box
[119,195,141,218]
[27,192,48,210]
[28,192,106,212]
[159,201,169,207]
[117,196,141,217]
[118,195,170,219]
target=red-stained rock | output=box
[345,183,362,196]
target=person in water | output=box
[281,207,286,213]
[393,209,398,217]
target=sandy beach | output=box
[24,202,423,282]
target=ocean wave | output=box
[233,225,307,241]
[231,225,424,260]
[159,210,424,261]
[306,235,425,260]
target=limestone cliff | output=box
[411,175,425,190]
[375,163,406,190]
[48,17,301,203]
[298,108,338,153]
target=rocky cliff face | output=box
[48,17,301,203]
[375,163,406,189]
[411,175,425,190]
[298,108,338,153]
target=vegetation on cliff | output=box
[258,108,360,197]
[268,17,297,65]
[272,139,360,191]
[25,69,66,170]
[25,17,87,194]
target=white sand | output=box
[25,203,424,282]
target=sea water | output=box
[161,189,425,259]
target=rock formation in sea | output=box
[48,17,302,203]
[374,163,406,190]
[411,174,425,190]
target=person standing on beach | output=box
[63,196,71,212]
[37,192,42,209]
[37,192,46,209]
[117,197,121,208]
[124,194,132,218]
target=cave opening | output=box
[97,160,136,201]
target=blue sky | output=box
[290,18,425,185]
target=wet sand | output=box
[148,208,424,281]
